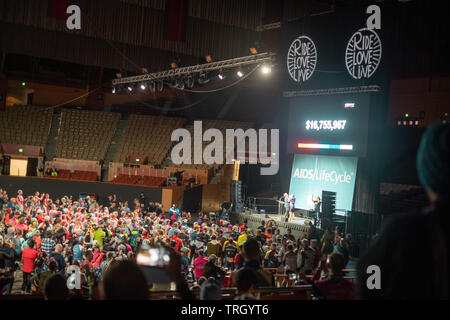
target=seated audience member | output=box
[203,255,226,280]
[312,252,354,300]
[282,244,297,287]
[100,260,149,300]
[37,259,58,294]
[234,268,259,300]
[196,276,207,288]
[297,239,316,275]
[44,274,70,300]
[233,238,274,288]
[200,278,221,300]
[358,122,450,299]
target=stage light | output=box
[261,65,271,74]
[409,121,413,126]
[415,121,419,126]
[198,72,210,84]
[112,87,116,94]
[127,85,133,92]
[187,75,195,88]
[205,55,213,63]
[176,78,185,89]
[141,68,148,74]
[397,121,401,126]
[140,83,147,90]
[115,73,122,79]
[237,69,243,78]
[250,47,258,55]
[405,113,409,118]
[21,82,26,87]
[171,61,178,69]
[218,71,225,80]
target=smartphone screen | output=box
[137,247,171,285]
[136,248,170,267]
[289,273,298,280]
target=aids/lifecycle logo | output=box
[345,28,382,80]
[287,36,317,83]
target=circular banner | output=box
[287,35,317,83]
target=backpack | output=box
[49,256,60,270]
[224,243,237,263]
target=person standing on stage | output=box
[312,195,321,228]
[283,193,290,222]
[288,194,296,222]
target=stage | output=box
[232,209,317,240]
[242,210,314,227]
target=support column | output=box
[85,66,104,110]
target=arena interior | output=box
[0,0,449,302]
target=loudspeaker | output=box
[321,190,336,230]
[230,180,244,212]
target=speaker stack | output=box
[321,190,336,230]
[230,180,244,213]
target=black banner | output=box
[280,2,394,94]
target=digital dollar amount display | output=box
[306,120,347,131]
[287,93,370,157]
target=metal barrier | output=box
[246,197,280,214]
[150,285,313,300]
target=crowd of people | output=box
[0,187,358,300]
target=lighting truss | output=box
[283,85,381,98]
[112,52,276,85]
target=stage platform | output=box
[232,210,318,239]
[241,211,314,227]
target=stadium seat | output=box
[0,105,53,147]
[114,114,186,166]
[54,109,120,161]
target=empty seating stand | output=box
[72,170,98,181]
[114,114,186,166]
[46,169,71,179]
[167,119,253,170]
[54,109,120,161]
[111,174,166,187]
[111,174,140,185]
[46,170,97,181]
[0,105,53,147]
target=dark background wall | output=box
[181,185,203,214]
[0,176,162,205]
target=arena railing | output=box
[0,286,313,300]
[149,285,313,300]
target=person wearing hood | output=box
[357,123,450,299]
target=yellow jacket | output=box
[237,233,248,247]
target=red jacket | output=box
[22,247,39,273]
[171,236,183,252]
